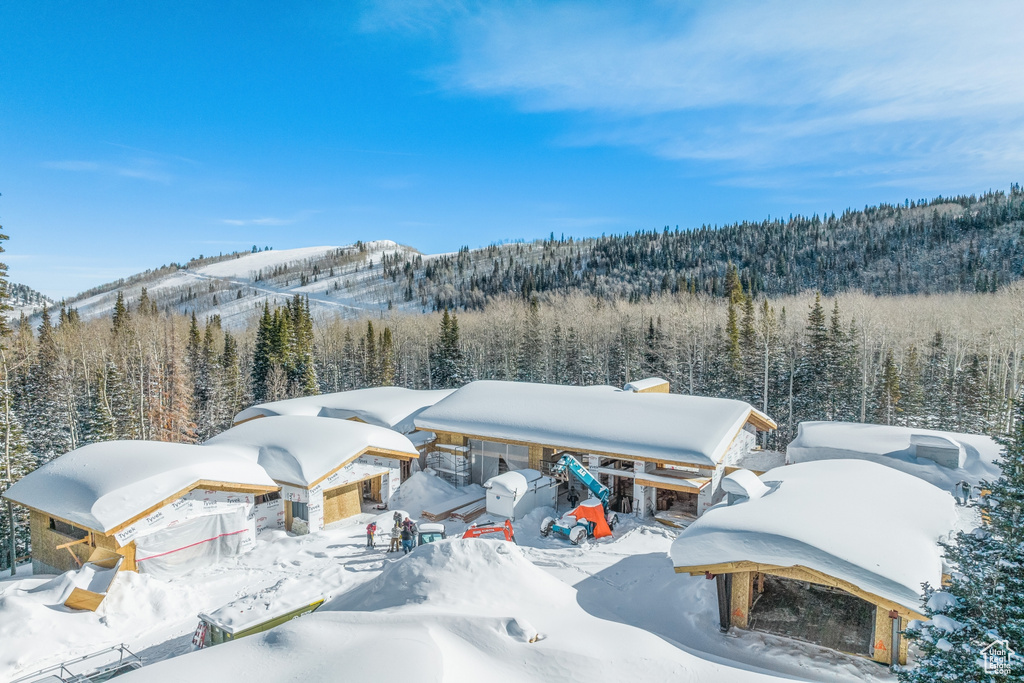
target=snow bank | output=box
[232,387,455,433]
[204,415,417,487]
[118,540,782,682]
[671,460,957,613]
[2,441,276,532]
[787,421,1003,490]
[388,470,484,516]
[0,569,198,678]
[416,381,770,467]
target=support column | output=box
[715,574,731,633]
[633,460,655,518]
[730,570,752,628]
[872,606,894,665]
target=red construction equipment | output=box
[462,519,516,543]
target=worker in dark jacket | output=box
[401,526,414,554]
[567,487,581,509]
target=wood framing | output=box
[675,560,924,620]
[306,446,416,489]
[232,412,268,426]
[681,560,914,665]
[745,409,777,432]
[430,429,735,472]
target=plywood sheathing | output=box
[323,483,362,524]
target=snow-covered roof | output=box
[415,381,774,467]
[233,387,455,433]
[1,442,276,533]
[671,460,957,613]
[623,377,669,392]
[484,469,548,497]
[787,421,1002,490]
[204,415,418,488]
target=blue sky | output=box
[2,1,1022,298]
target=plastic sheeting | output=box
[135,506,255,579]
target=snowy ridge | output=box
[62,241,427,329]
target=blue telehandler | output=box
[540,454,619,544]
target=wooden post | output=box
[730,570,752,628]
[872,605,893,665]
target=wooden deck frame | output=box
[674,560,924,621]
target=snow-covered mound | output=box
[118,539,782,682]
[787,421,1002,491]
[0,570,198,678]
[388,470,484,516]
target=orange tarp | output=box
[570,501,612,538]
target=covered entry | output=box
[748,575,875,657]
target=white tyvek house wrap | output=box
[134,506,254,579]
[254,498,286,535]
[114,491,254,546]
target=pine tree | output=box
[0,227,31,573]
[430,309,464,389]
[251,303,275,402]
[379,327,396,386]
[516,297,543,382]
[875,349,902,425]
[363,321,379,386]
[794,293,830,423]
[24,304,72,462]
[899,398,1024,681]
[901,346,926,427]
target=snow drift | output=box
[118,539,783,682]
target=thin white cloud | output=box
[219,210,321,227]
[369,0,1024,188]
[41,158,172,183]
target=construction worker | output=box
[393,510,403,528]
[388,524,401,552]
[954,480,971,505]
[401,526,414,554]
[366,521,377,549]
[567,487,580,509]
[402,516,416,536]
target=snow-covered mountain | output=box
[65,240,433,328]
[4,282,56,321]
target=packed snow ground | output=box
[1,473,897,683]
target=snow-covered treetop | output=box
[671,460,957,613]
[415,380,774,467]
[205,415,418,488]
[232,387,456,434]
[1,441,276,533]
